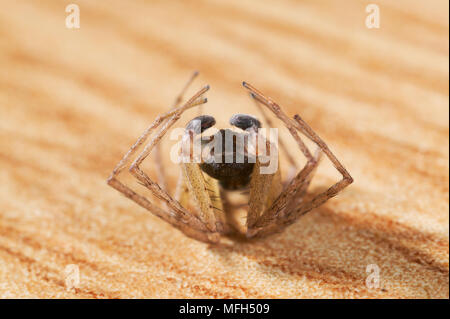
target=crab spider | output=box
[107,72,353,244]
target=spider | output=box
[107,72,353,244]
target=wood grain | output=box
[0,0,448,298]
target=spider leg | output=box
[255,116,352,237]
[107,178,217,243]
[174,170,190,207]
[246,131,283,231]
[107,73,205,180]
[249,149,322,238]
[247,157,283,231]
[180,161,228,233]
[108,84,220,243]
[128,86,211,226]
[251,93,297,181]
[178,115,227,232]
[289,114,353,214]
[242,82,352,238]
[243,82,314,164]
[174,149,228,234]
[154,71,199,191]
[291,147,323,202]
[243,83,319,236]
[243,83,320,211]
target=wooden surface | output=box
[0,0,448,298]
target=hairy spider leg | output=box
[154,71,199,191]
[108,80,220,243]
[179,124,228,233]
[244,124,283,230]
[242,82,319,237]
[242,83,353,238]
[251,94,297,181]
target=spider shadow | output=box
[205,191,449,297]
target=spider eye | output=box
[185,115,216,133]
[229,114,261,131]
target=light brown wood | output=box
[0,0,448,298]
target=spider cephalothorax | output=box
[107,72,353,244]
[199,129,255,190]
[186,114,261,190]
